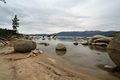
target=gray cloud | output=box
[0,0,120,34]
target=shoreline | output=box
[0,46,119,80]
[0,46,98,80]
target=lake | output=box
[34,36,116,70]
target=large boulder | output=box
[93,37,111,44]
[108,33,120,50]
[89,35,105,43]
[89,35,112,46]
[107,32,120,67]
[13,39,36,53]
[56,43,66,51]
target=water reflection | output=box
[56,50,66,56]
[87,45,107,52]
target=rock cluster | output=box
[27,49,43,57]
[81,35,112,46]
[89,35,112,46]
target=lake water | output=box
[34,37,116,70]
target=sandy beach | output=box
[0,46,119,80]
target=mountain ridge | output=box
[29,31,119,37]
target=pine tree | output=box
[12,15,19,33]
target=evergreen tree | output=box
[12,15,19,33]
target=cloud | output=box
[0,0,120,34]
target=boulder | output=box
[107,32,120,67]
[89,35,113,46]
[13,40,36,53]
[108,33,120,50]
[107,49,120,67]
[93,38,111,44]
[56,43,66,51]
[89,35,106,43]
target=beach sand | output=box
[0,46,119,80]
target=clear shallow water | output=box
[34,37,116,69]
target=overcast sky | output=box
[0,0,120,34]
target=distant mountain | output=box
[29,31,119,37]
[56,31,118,37]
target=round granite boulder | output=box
[13,39,36,53]
[56,43,66,51]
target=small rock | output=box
[73,42,78,45]
[27,49,42,57]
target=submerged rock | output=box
[56,43,66,51]
[13,39,36,53]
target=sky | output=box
[0,0,120,34]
